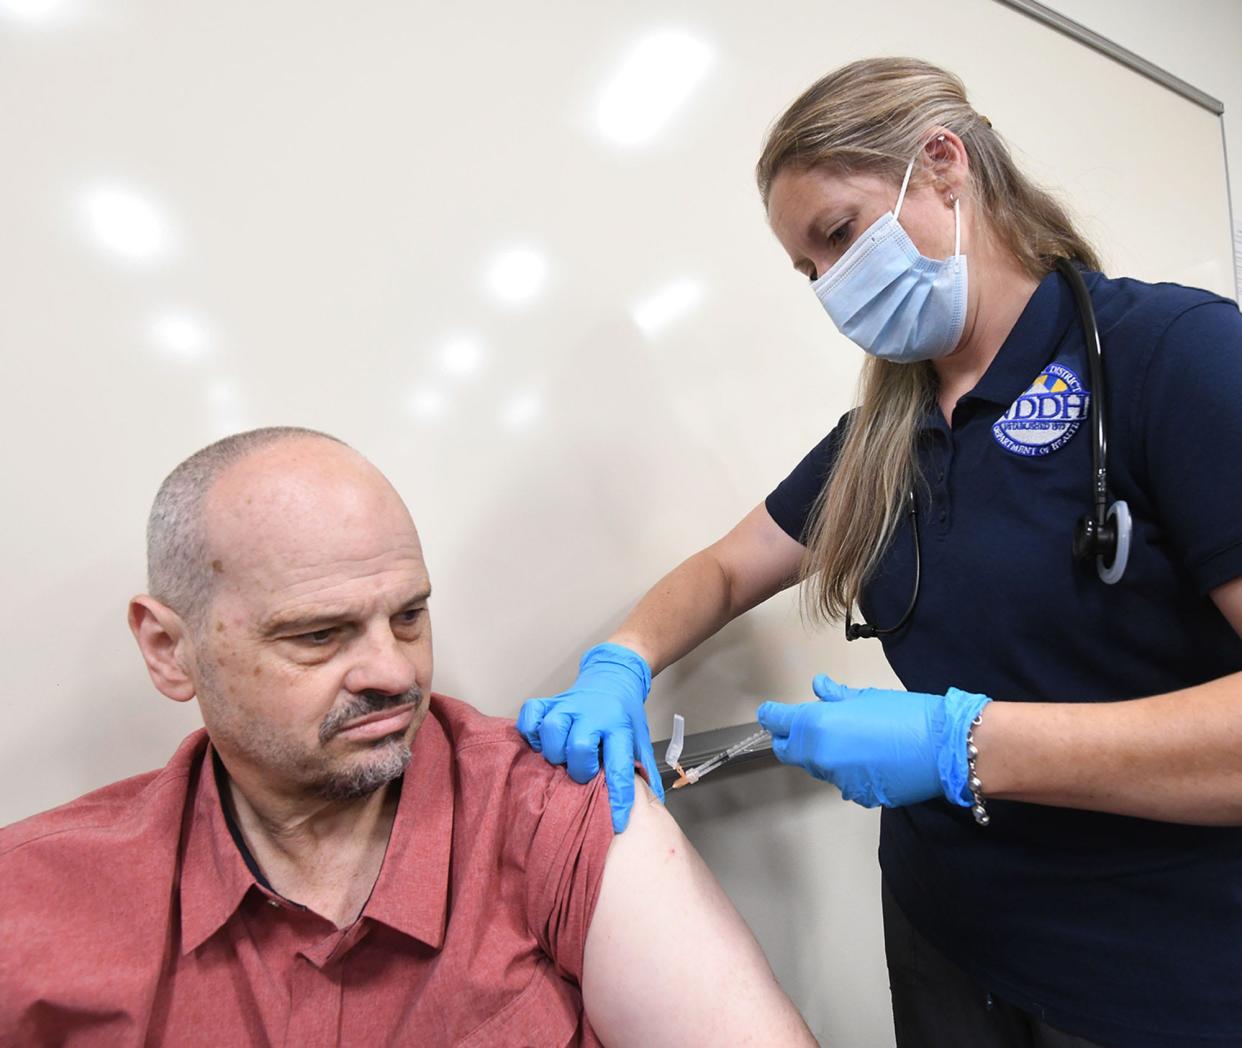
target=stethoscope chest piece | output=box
[1074,499,1132,585]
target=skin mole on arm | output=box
[212,560,225,573]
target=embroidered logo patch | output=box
[992,363,1089,457]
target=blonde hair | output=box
[756,57,1100,623]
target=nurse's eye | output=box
[827,221,852,249]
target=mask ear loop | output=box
[952,195,961,256]
[893,157,917,219]
[894,132,938,218]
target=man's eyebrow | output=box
[261,587,432,636]
[399,586,432,609]
[261,607,356,636]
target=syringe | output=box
[671,727,772,788]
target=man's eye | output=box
[395,608,423,627]
[297,628,337,646]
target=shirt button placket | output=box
[934,434,952,533]
[284,956,342,1048]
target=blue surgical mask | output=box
[811,152,967,363]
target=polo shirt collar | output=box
[955,266,1081,410]
[178,704,454,955]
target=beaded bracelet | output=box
[966,713,990,826]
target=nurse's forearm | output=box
[973,671,1242,825]
[608,549,737,676]
[607,504,805,677]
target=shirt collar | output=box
[955,266,1083,410]
[179,741,265,954]
[179,702,456,955]
[361,702,453,950]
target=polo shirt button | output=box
[268,898,280,908]
[939,511,947,523]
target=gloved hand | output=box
[756,674,991,808]
[516,642,663,832]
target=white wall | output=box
[1046,0,1242,294]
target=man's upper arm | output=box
[581,780,815,1047]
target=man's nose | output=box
[344,626,419,698]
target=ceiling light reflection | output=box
[440,334,484,378]
[0,0,73,22]
[597,31,713,146]
[501,393,542,430]
[149,311,209,360]
[81,184,169,263]
[631,277,706,336]
[485,247,547,305]
[409,388,446,419]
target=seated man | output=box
[0,427,813,1047]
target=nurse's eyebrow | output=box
[814,210,852,241]
[790,209,849,277]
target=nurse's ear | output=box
[922,128,970,206]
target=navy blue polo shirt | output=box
[766,269,1242,1047]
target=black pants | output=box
[883,881,1107,1048]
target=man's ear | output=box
[128,595,198,703]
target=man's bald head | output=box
[146,427,352,628]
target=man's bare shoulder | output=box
[605,775,679,842]
[583,778,817,1046]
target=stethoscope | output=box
[846,258,1133,641]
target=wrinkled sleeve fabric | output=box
[522,768,615,985]
[764,411,854,545]
[1139,300,1242,594]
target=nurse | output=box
[518,57,1242,1047]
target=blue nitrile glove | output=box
[756,674,991,809]
[516,642,663,832]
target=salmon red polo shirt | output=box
[0,694,615,1046]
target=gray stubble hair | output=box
[145,426,344,628]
